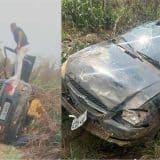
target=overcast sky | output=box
[0,0,61,67]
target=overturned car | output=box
[62,20,160,146]
[0,52,35,144]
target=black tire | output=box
[4,95,29,143]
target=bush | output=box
[62,0,160,33]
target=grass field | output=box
[0,144,23,160]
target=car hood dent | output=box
[66,42,160,110]
[120,80,160,111]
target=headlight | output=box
[121,109,148,126]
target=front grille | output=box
[69,78,108,111]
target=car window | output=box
[121,22,160,62]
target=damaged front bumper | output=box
[62,78,160,146]
[62,96,130,146]
[62,94,160,146]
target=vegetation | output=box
[62,0,160,159]
[63,0,160,33]
[62,0,160,62]
[23,66,61,159]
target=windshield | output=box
[120,21,160,63]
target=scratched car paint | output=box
[62,20,160,146]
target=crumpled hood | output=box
[65,42,160,110]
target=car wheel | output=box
[4,97,29,143]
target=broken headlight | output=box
[121,109,148,126]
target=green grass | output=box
[0,145,23,160]
[141,133,160,159]
[62,0,160,33]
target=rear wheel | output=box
[4,96,29,143]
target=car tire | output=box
[4,96,29,143]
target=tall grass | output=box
[63,0,160,33]
[62,0,160,62]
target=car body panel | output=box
[65,42,160,111]
[0,53,35,142]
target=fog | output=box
[0,0,61,67]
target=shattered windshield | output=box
[120,22,160,63]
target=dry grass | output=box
[20,80,61,160]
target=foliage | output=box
[63,0,160,33]
[62,0,160,62]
